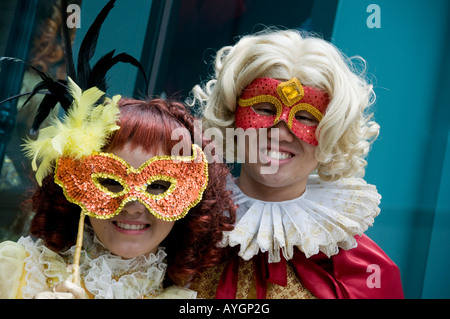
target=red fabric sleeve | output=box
[291,234,404,299]
[215,234,404,299]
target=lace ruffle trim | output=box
[18,227,168,299]
[220,175,381,262]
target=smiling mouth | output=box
[261,149,293,160]
[113,221,150,231]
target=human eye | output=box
[146,180,171,195]
[294,110,319,125]
[252,103,277,116]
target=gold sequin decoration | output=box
[287,103,324,128]
[237,78,323,128]
[238,94,282,113]
[54,144,208,221]
[276,77,305,106]
[91,173,130,198]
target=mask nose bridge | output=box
[274,103,291,127]
[121,173,148,202]
[120,181,154,216]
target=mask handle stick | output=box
[72,211,86,286]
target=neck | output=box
[238,169,307,202]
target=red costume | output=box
[214,234,403,299]
[191,176,404,299]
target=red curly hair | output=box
[30,98,236,285]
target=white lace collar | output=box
[19,226,167,299]
[220,174,381,263]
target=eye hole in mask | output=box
[252,102,319,126]
[146,180,171,195]
[56,144,208,221]
[235,77,329,146]
[94,175,128,196]
[293,110,319,126]
[96,178,173,195]
[252,102,277,116]
[94,175,174,197]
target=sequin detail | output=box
[54,144,208,221]
[235,77,329,145]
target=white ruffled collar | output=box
[220,174,381,262]
[19,227,167,299]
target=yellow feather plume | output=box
[22,77,121,185]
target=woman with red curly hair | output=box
[0,97,235,299]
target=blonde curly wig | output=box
[189,29,379,181]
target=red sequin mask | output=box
[235,77,329,145]
[54,144,208,221]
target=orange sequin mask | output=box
[54,144,208,221]
[235,77,329,145]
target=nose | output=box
[121,200,147,216]
[269,120,295,143]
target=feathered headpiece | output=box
[22,77,121,185]
[0,0,149,288]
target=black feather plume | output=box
[20,81,50,108]
[29,94,61,135]
[0,91,48,106]
[0,0,148,134]
[76,0,116,90]
[0,57,70,133]
[88,50,149,91]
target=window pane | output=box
[0,0,81,241]
[148,0,337,99]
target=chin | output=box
[254,171,287,186]
[109,244,156,259]
[113,250,146,259]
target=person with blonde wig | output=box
[188,28,404,299]
[0,0,236,299]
